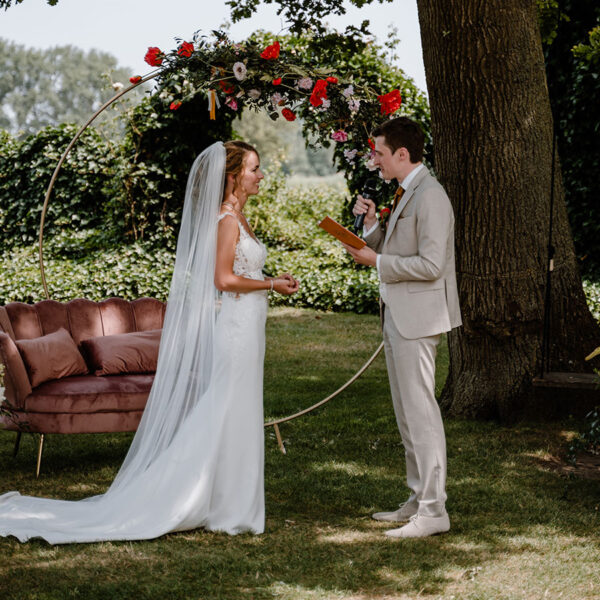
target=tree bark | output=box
[416,0,600,419]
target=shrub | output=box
[0,125,120,248]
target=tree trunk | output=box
[416,0,600,419]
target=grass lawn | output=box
[0,308,598,599]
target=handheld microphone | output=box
[354,178,378,233]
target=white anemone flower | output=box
[233,62,247,81]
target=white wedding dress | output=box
[0,143,269,544]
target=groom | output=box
[343,117,461,538]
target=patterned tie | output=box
[392,186,405,213]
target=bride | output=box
[0,140,299,543]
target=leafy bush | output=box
[540,0,600,276]
[0,125,120,248]
[583,279,600,321]
[0,176,380,313]
[112,81,236,247]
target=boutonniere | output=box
[378,206,392,227]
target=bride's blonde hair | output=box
[224,140,259,184]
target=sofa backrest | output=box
[0,298,165,344]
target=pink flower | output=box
[225,96,238,111]
[343,148,358,164]
[297,77,313,90]
[348,98,360,113]
[332,130,348,142]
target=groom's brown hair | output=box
[372,117,424,163]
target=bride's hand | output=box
[272,277,299,296]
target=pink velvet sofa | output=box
[0,297,165,475]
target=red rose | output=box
[368,138,375,150]
[129,76,142,84]
[377,89,402,115]
[177,41,194,58]
[272,77,282,85]
[169,101,182,111]
[326,76,338,84]
[281,108,296,121]
[219,80,235,94]
[144,47,163,67]
[260,40,280,60]
[309,79,328,107]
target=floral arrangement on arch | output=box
[130,30,403,176]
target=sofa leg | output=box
[13,432,22,458]
[36,434,45,478]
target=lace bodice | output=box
[217,212,267,286]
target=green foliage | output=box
[0,176,380,313]
[0,39,140,138]
[243,29,430,217]
[567,405,600,463]
[583,279,600,321]
[112,79,236,246]
[0,0,57,7]
[227,0,392,36]
[0,125,120,248]
[539,0,600,276]
[572,25,600,62]
[0,241,174,305]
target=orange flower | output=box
[309,79,328,107]
[282,108,296,121]
[169,101,182,111]
[144,47,163,67]
[129,76,142,84]
[260,40,280,59]
[377,89,402,115]
[177,41,194,58]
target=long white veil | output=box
[107,141,225,494]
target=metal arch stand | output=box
[38,71,161,300]
[37,70,384,464]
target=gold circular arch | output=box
[37,72,383,451]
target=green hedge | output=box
[0,125,119,248]
[2,170,599,319]
[0,176,380,313]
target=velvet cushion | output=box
[80,329,162,376]
[16,328,88,387]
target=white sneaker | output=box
[372,502,418,523]
[384,512,450,538]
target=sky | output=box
[0,0,427,92]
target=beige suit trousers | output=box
[383,306,447,517]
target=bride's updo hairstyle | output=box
[223,141,259,192]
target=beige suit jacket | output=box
[365,166,462,340]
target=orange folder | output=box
[318,216,367,249]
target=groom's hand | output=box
[353,195,377,231]
[342,243,378,267]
